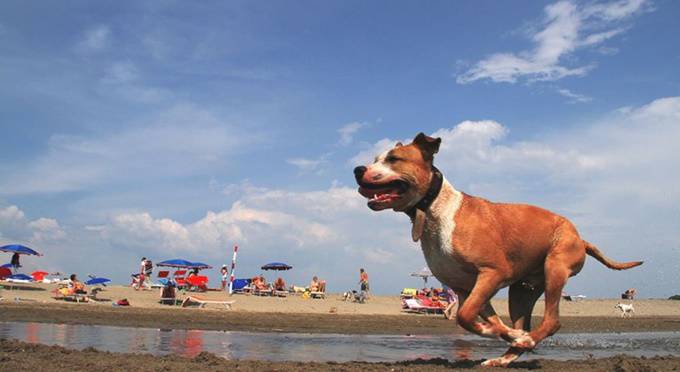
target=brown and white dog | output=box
[353,132,643,367]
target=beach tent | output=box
[0,244,42,256]
[410,267,433,287]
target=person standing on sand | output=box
[10,252,20,274]
[359,268,370,299]
[138,257,152,290]
[220,265,229,291]
[443,285,458,320]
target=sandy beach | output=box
[3,283,680,371]
[2,283,680,334]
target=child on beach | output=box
[359,268,369,299]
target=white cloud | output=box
[85,183,419,292]
[557,88,593,103]
[457,0,649,84]
[0,104,253,195]
[337,122,366,146]
[77,25,111,53]
[0,205,65,244]
[286,157,328,173]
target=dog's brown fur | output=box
[354,132,643,366]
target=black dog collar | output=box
[405,166,443,220]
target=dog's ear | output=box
[395,141,403,147]
[412,132,441,161]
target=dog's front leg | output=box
[456,270,506,339]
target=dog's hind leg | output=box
[508,279,545,332]
[514,238,585,350]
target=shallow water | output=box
[2,321,680,362]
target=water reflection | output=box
[1,321,680,363]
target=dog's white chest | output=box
[419,182,475,290]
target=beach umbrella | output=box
[85,277,111,286]
[8,273,33,281]
[261,262,292,288]
[189,262,213,270]
[157,259,195,268]
[0,244,42,256]
[1,263,12,268]
[410,267,433,287]
[261,262,292,271]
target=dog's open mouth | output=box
[357,179,409,208]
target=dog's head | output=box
[354,132,441,212]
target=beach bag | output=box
[116,298,130,306]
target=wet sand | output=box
[3,284,680,370]
[3,339,680,371]
[2,301,680,334]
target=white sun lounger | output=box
[181,296,235,309]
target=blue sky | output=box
[1,0,679,297]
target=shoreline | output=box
[3,302,680,335]
[3,338,680,371]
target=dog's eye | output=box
[386,155,400,163]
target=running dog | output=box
[615,302,635,318]
[353,132,643,366]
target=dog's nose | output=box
[353,166,367,181]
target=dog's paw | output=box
[507,329,528,340]
[511,333,536,350]
[481,354,518,368]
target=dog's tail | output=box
[584,241,643,270]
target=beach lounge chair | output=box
[231,278,251,294]
[152,270,170,288]
[52,284,89,303]
[310,282,326,299]
[181,295,234,309]
[186,275,209,292]
[0,267,11,280]
[173,270,187,289]
[402,298,444,315]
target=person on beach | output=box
[159,281,177,305]
[359,268,370,299]
[220,265,229,291]
[68,274,87,295]
[187,268,199,279]
[310,276,320,292]
[10,252,20,273]
[137,257,152,290]
[443,286,458,320]
[274,277,287,291]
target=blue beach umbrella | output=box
[8,273,33,281]
[0,244,42,256]
[85,277,111,286]
[189,262,212,270]
[1,263,12,268]
[157,259,195,268]
[261,262,293,271]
